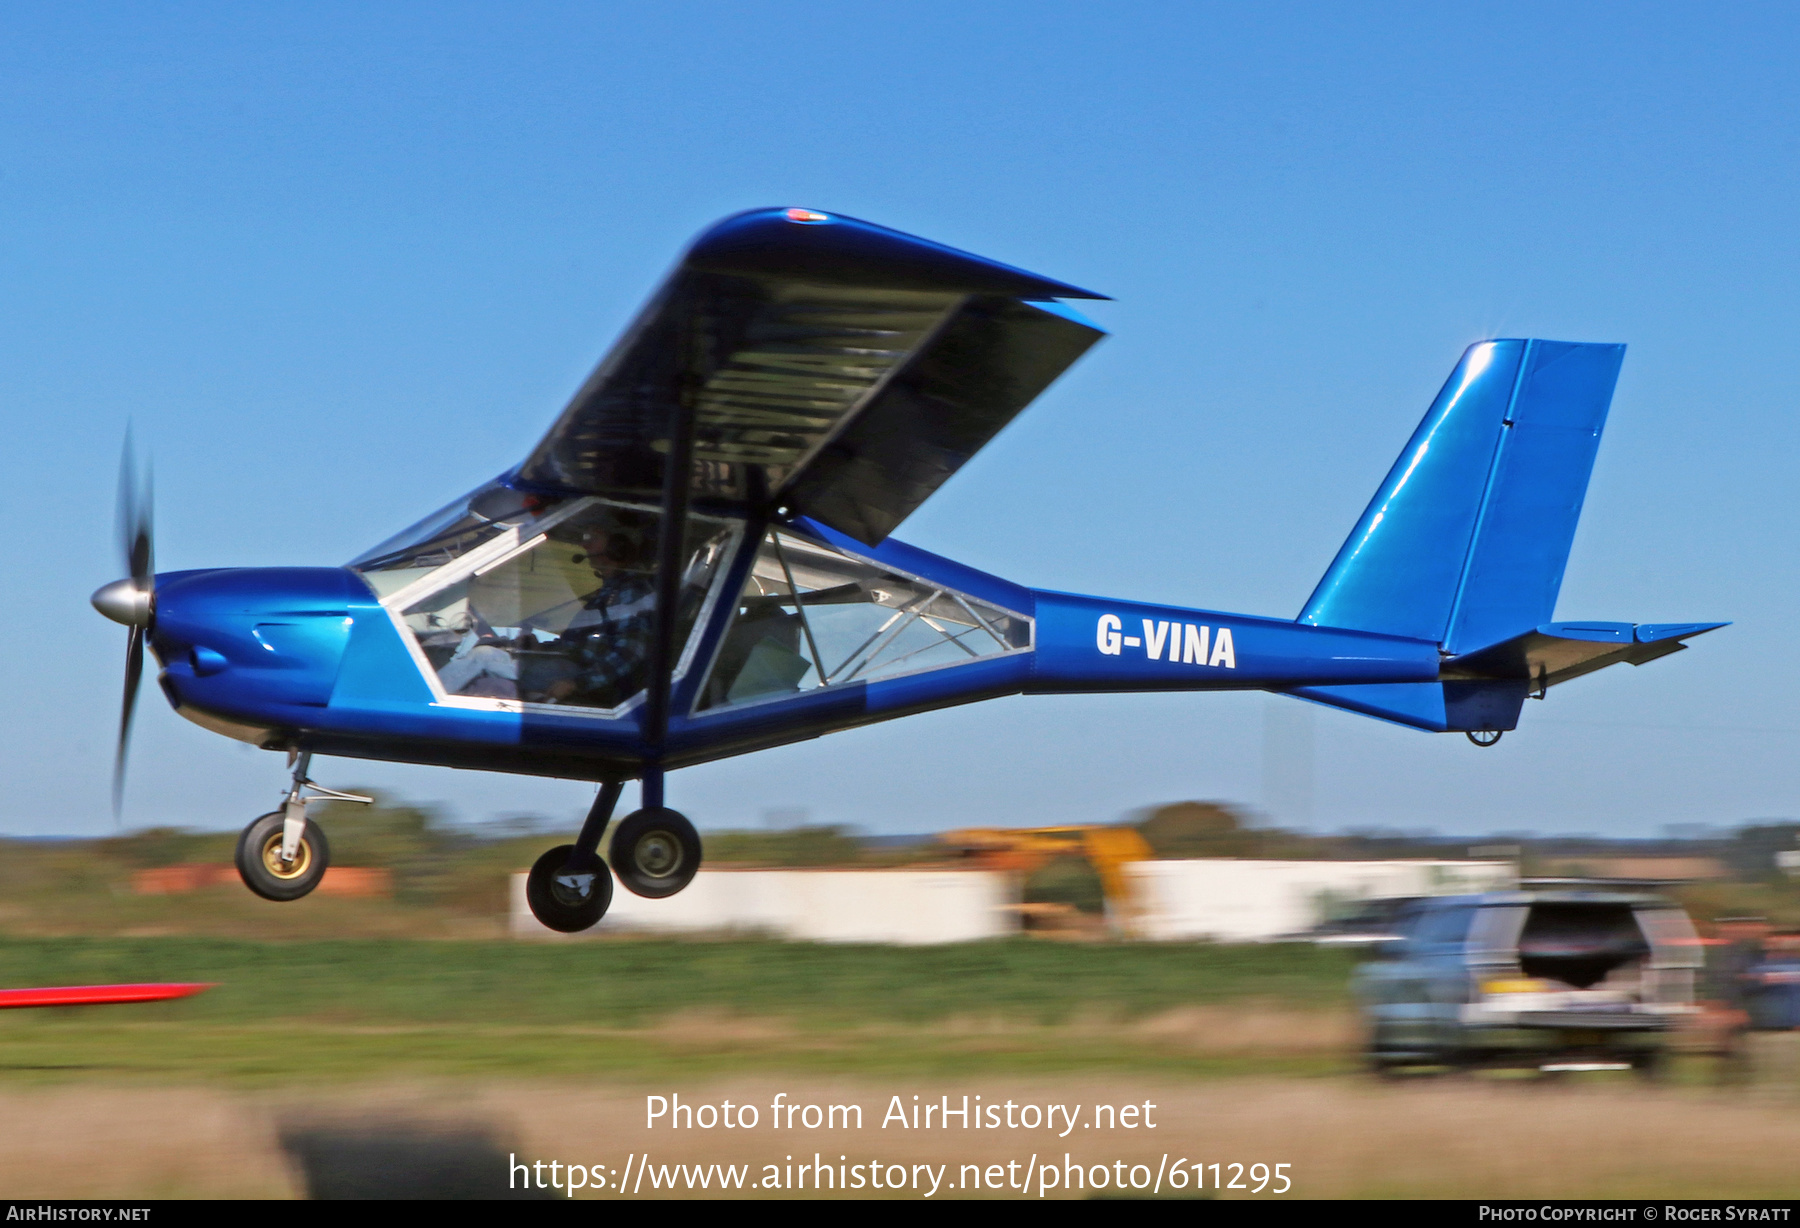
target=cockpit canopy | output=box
[348,477,556,599]
[349,480,1031,717]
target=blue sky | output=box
[4,3,1797,838]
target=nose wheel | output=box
[234,750,369,902]
[236,810,331,901]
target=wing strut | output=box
[640,318,701,774]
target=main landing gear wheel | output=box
[610,808,701,899]
[526,845,614,933]
[235,810,331,902]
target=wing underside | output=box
[514,209,1106,544]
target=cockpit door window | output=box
[384,497,736,714]
[696,528,1032,711]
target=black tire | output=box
[1365,1054,1406,1081]
[525,844,613,933]
[1362,1020,1400,1079]
[1630,1049,1666,1082]
[236,810,331,902]
[1436,1049,1475,1079]
[609,807,701,899]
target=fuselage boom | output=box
[145,519,1442,783]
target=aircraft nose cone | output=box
[92,578,152,627]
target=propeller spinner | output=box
[92,434,154,818]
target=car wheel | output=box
[1630,1049,1666,1082]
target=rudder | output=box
[1299,338,1624,653]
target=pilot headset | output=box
[578,517,652,569]
[601,531,642,566]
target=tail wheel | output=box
[235,810,331,902]
[609,808,701,899]
[525,845,613,933]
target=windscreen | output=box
[349,479,565,597]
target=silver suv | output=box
[1355,884,1701,1075]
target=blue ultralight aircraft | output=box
[92,207,1725,931]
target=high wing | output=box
[513,207,1108,545]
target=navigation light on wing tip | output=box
[784,208,830,223]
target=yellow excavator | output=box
[938,825,1154,931]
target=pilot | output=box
[544,514,660,706]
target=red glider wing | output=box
[0,983,214,1009]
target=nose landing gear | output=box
[235,751,370,902]
[236,809,331,901]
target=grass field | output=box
[0,937,1358,1083]
[2,937,1798,1198]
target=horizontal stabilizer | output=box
[1445,620,1729,690]
[1288,620,1726,732]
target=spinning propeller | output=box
[91,434,155,819]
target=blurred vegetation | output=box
[0,791,550,939]
[0,936,1355,1025]
[0,936,1358,1082]
[0,796,955,939]
[3,790,1796,938]
[1022,854,1106,914]
[695,826,868,867]
[1720,822,1800,880]
[0,927,1788,1085]
[93,827,236,869]
[1671,879,1800,930]
[1133,801,1316,859]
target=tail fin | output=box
[1292,339,1625,734]
[1300,339,1623,652]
